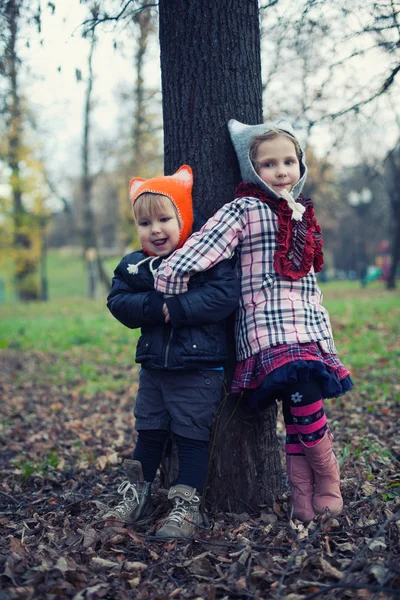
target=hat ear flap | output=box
[129,178,146,201]
[172,165,193,189]
[228,119,249,135]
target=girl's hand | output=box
[162,303,170,323]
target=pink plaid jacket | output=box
[155,196,336,361]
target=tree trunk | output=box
[387,218,399,290]
[81,28,110,296]
[6,0,40,301]
[159,0,263,218]
[158,0,282,512]
[132,4,153,171]
[386,151,400,290]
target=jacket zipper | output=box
[164,329,173,367]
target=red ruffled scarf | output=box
[235,182,324,280]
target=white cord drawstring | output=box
[127,256,162,278]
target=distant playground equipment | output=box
[376,240,391,283]
[365,265,382,283]
[318,239,391,285]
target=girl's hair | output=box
[249,129,302,173]
[133,193,181,227]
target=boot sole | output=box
[313,501,343,516]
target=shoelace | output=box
[113,480,139,515]
[165,496,200,525]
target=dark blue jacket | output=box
[107,239,239,371]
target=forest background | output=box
[1,0,400,300]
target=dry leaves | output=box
[0,350,399,599]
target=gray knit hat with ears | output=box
[227,119,307,201]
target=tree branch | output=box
[390,0,400,39]
[82,1,158,33]
[260,0,279,8]
[44,170,72,215]
[321,63,400,121]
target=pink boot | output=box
[301,430,343,516]
[286,454,316,522]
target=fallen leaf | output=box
[361,482,376,496]
[124,561,147,571]
[73,583,109,599]
[368,538,387,551]
[91,557,118,569]
[83,528,97,549]
[317,557,343,580]
[366,563,388,584]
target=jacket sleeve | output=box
[154,199,247,294]
[164,259,240,328]
[107,259,165,329]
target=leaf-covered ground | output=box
[1,349,399,600]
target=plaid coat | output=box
[154,196,336,362]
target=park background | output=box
[1,1,400,599]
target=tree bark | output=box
[158,0,282,512]
[387,217,400,290]
[6,0,40,300]
[386,149,400,289]
[132,4,153,171]
[159,0,263,217]
[81,27,110,296]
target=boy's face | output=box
[136,200,181,257]
[254,135,301,194]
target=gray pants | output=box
[134,368,224,441]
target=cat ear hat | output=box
[129,165,194,251]
[228,119,307,200]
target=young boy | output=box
[106,165,239,537]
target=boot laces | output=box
[166,496,199,525]
[113,480,140,515]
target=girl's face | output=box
[254,135,301,194]
[136,200,181,257]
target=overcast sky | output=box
[23,1,161,192]
[13,0,400,203]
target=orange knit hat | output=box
[129,165,194,252]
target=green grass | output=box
[0,250,137,395]
[0,297,135,352]
[319,284,400,404]
[0,296,140,396]
[320,285,400,372]
[0,249,120,300]
[1,250,399,399]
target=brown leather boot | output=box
[286,454,316,522]
[301,430,343,516]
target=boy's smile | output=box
[255,136,301,194]
[137,202,181,257]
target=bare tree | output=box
[260,0,399,286]
[3,0,41,300]
[261,0,400,124]
[79,8,111,297]
[131,4,154,171]
[385,143,400,288]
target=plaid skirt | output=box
[231,342,352,400]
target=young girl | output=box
[106,166,239,537]
[154,120,353,522]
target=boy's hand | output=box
[162,303,170,323]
